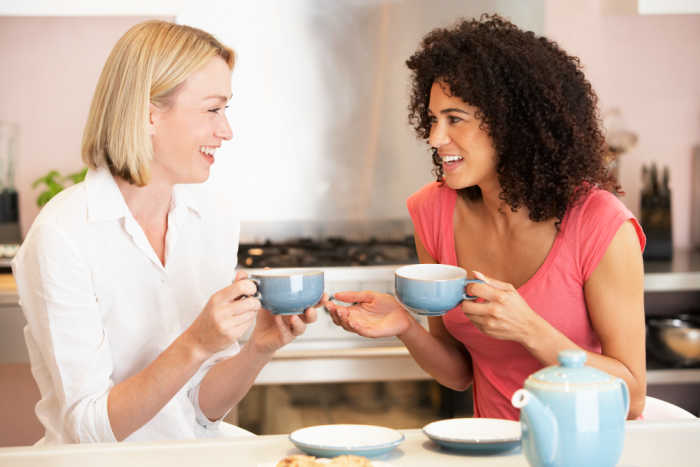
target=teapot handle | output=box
[619,378,630,418]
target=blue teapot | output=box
[511,349,629,467]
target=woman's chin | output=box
[442,175,470,191]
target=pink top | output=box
[407,182,646,420]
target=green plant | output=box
[32,167,88,207]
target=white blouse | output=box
[12,167,241,444]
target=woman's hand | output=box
[460,270,543,345]
[248,296,321,356]
[184,271,260,358]
[324,291,414,338]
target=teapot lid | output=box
[527,350,616,390]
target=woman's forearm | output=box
[107,331,209,441]
[196,343,273,421]
[398,318,473,391]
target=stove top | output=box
[238,236,418,268]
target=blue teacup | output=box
[250,269,324,315]
[394,264,484,316]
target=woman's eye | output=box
[208,105,230,114]
[428,116,437,124]
[448,116,463,124]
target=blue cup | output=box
[250,269,324,315]
[394,264,484,316]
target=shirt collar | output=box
[85,166,129,222]
[85,166,202,222]
[171,184,202,219]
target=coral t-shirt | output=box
[406,182,646,420]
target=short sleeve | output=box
[574,190,646,282]
[407,182,448,262]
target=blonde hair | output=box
[81,20,234,186]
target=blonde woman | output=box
[12,20,317,444]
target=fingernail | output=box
[473,270,485,279]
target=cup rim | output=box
[250,268,324,278]
[395,264,467,281]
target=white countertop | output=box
[1,420,698,467]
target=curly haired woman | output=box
[325,14,646,420]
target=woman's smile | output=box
[440,154,464,173]
[199,145,218,165]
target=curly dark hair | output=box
[406,14,620,223]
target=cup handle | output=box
[323,294,359,313]
[462,278,485,301]
[248,277,262,299]
[619,378,630,419]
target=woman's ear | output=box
[148,103,159,136]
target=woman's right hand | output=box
[185,271,260,357]
[324,291,414,338]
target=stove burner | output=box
[239,236,418,268]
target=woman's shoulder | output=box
[16,183,90,267]
[562,187,644,278]
[567,188,633,229]
[29,182,90,234]
[407,181,455,211]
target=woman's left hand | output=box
[461,271,542,344]
[248,295,323,356]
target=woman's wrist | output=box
[397,313,422,342]
[243,339,276,366]
[520,315,564,365]
[176,329,213,366]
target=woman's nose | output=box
[428,122,449,148]
[216,114,233,141]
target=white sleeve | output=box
[186,342,241,430]
[13,223,117,443]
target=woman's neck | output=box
[115,176,173,225]
[472,183,532,234]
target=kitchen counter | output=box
[644,249,700,292]
[1,248,697,302]
[2,250,700,384]
[0,420,698,466]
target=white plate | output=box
[422,418,521,453]
[258,460,392,467]
[289,424,404,458]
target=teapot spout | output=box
[512,389,558,464]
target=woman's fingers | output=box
[473,270,513,291]
[215,279,258,303]
[283,314,307,336]
[301,306,318,324]
[229,296,261,315]
[332,290,374,304]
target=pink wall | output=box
[0,16,169,238]
[2,11,699,248]
[545,1,700,249]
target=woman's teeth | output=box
[442,155,463,163]
[200,146,216,156]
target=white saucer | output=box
[289,424,404,458]
[422,418,521,453]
